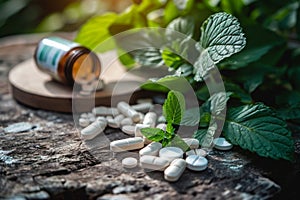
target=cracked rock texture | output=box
[0,34,299,200]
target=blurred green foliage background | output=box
[0,0,131,38]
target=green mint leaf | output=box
[161,48,186,69]
[141,76,192,93]
[277,106,300,120]
[131,48,164,67]
[199,12,246,63]
[219,25,285,70]
[166,122,175,136]
[209,92,230,115]
[163,90,186,125]
[193,129,208,145]
[193,49,215,81]
[225,82,252,104]
[141,127,165,142]
[75,13,118,52]
[223,103,294,161]
[181,107,200,126]
[166,135,190,151]
[166,16,195,38]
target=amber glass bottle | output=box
[34,37,101,85]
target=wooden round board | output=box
[9,51,168,113]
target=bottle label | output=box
[35,37,80,79]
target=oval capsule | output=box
[139,142,162,157]
[81,119,107,140]
[117,101,140,123]
[164,158,186,182]
[140,155,170,171]
[110,137,144,152]
[143,112,157,127]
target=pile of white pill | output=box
[78,99,233,182]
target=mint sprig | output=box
[141,90,189,151]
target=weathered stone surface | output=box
[0,34,299,200]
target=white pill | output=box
[164,158,186,182]
[213,137,233,150]
[185,149,207,157]
[131,102,153,113]
[109,114,124,128]
[157,115,166,123]
[135,123,150,137]
[107,118,119,128]
[159,147,184,162]
[185,155,208,171]
[120,118,133,126]
[143,112,157,127]
[79,118,90,127]
[139,142,162,157]
[121,125,135,136]
[89,116,96,123]
[122,157,138,169]
[140,155,170,171]
[81,119,107,140]
[138,113,144,123]
[80,113,89,119]
[137,98,153,104]
[92,106,119,116]
[110,137,144,152]
[117,101,140,123]
[182,138,200,149]
[92,106,106,116]
[156,123,166,131]
[96,116,107,122]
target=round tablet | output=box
[185,155,208,171]
[159,147,184,161]
[121,125,135,136]
[122,157,138,168]
[213,137,233,150]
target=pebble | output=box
[81,118,107,140]
[140,155,170,171]
[213,137,233,150]
[164,158,186,182]
[110,137,144,152]
[139,142,162,157]
[186,149,208,157]
[121,125,135,136]
[159,147,184,162]
[117,101,140,123]
[182,138,200,149]
[185,155,208,171]
[122,157,138,168]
